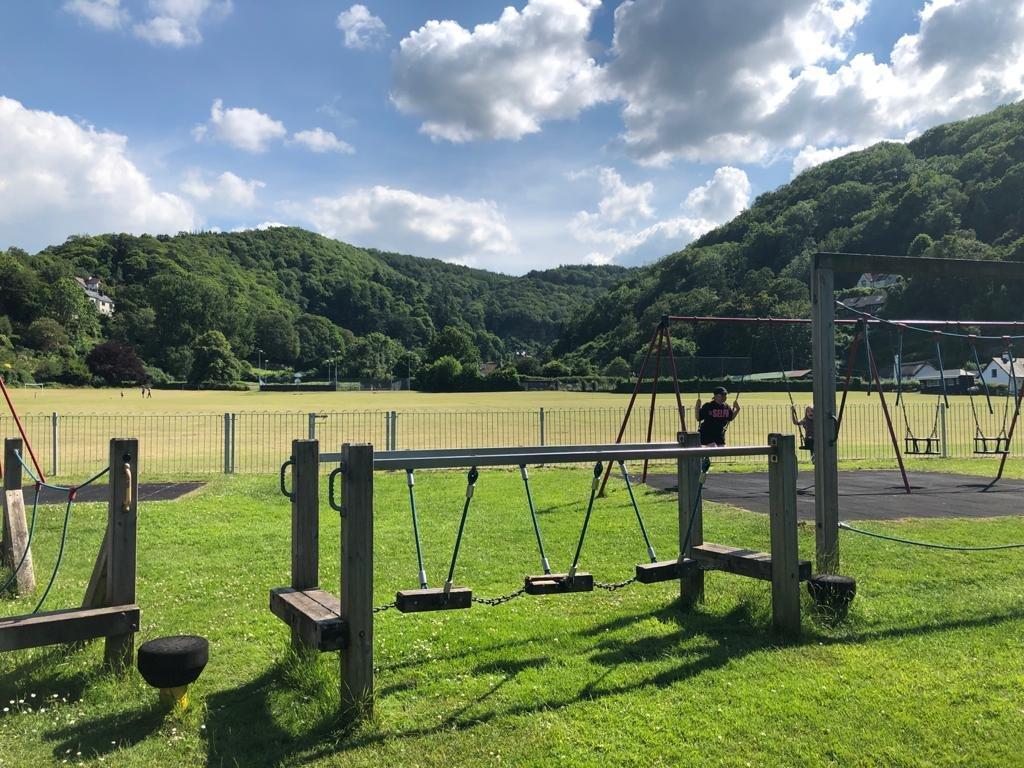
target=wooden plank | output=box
[270,587,346,651]
[768,434,801,635]
[81,530,109,610]
[340,443,374,716]
[2,438,24,568]
[678,432,704,608]
[395,586,473,611]
[0,605,139,652]
[811,259,840,573]
[291,440,319,592]
[3,490,35,594]
[523,573,593,595]
[691,542,811,582]
[104,439,137,672]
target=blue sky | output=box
[1,1,1022,273]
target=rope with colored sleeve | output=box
[839,521,1024,551]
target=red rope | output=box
[0,376,46,483]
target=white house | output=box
[856,273,902,290]
[980,357,1024,393]
[917,368,977,394]
[74,276,115,316]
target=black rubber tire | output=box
[807,574,857,617]
[137,635,209,689]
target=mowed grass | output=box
[2,463,1024,767]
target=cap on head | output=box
[712,386,728,396]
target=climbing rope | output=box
[839,521,1024,551]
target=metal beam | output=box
[816,252,1024,280]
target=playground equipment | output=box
[270,433,806,715]
[0,437,139,671]
[138,635,209,709]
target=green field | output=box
[2,463,1024,767]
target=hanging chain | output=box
[595,577,636,591]
[373,602,397,614]
[472,587,526,606]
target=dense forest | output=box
[2,101,1024,388]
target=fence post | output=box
[51,412,59,477]
[104,437,138,672]
[230,413,237,473]
[939,402,948,458]
[678,432,703,608]
[223,413,231,474]
[2,438,35,593]
[308,412,317,441]
[768,433,800,635]
[340,442,374,716]
[539,407,545,446]
[390,411,398,451]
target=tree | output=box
[514,356,542,376]
[417,355,462,391]
[255,310,300,365]
[602,356,632,377]
[86,341,147,385]
[345,332,405,383]
[295,314,346,369]
[541,360,571,378]
[23,318,69,353]
[189,330,242,386]
[427,325,481,365]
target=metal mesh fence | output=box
[1,401,1020,477]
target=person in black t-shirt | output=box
[695,386,741,446]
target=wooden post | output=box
[291,440,320,649]
[678,432,704,608]
[340,443,373,716]
[104,438,137,672]
[768,433,800,635]
[3,438,35,593]
[811,256,839,573]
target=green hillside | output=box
[557,101,1024,372]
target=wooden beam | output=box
[678,432,704,608]
[2,438,24,570]
[812,261,840,573]
[270,587,346,652]
[691,543,811,582]
[768,434,801,635]
[817,252,1024,280]
[3,490,36,594]
[104,439,137,672]
[290,439,321,650]
[0,605,139,652]
[340,443,374,717]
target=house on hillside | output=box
[917,368,977,395]
[980,357,1024,393]
[856,273,901,290]
[479,361,499,376]
[746,369,812,382]
[881,361,936,381]
[840,293,887,315]
[74,276,115,316]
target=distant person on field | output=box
[792,404,814,462]
[695,386,740,446]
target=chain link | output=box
[472,587,527,606]
[373,602,397,614]
[595,577,637,591]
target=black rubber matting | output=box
[644,471,1024,521]
[16,481,204,505]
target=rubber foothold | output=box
[137,635,209,690]
[807,574,857,618]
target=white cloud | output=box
[289,186,517,266]
[569,166,751,265]
[391,0,606,142]
[606,0,1024,166]
[193,99,287,153]
[133,0,232,47]
[337,4,387,49]
[290,128,354,154]
[791,140,879,176]
[63,0,128,30]
[180,169,263,207]
[0,96,196,251]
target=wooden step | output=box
[270,588,347,651]
[691,543,811,582]
[524,572,593,595]
[0,604,139,652]
[395,587,472,613]
[635,558,700,584]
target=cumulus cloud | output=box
[606,0,1024,165]
[192,99,287,153]
[569,166,751,264]
[289,186,517,266]
[0,96,196,251]
[63,0,128,30]
[290,128,354,154]
[791,141,878,176]
[133,0,232,47]
[337,4,387,49]
[391,0,606,142]
[180,169,264,207]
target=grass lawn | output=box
[2,461,1024,766]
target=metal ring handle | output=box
[328,466,344,512]
[830,414,840,446]
[279,459,294,500]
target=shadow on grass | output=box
[45,705,167,759]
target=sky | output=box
[1,1,1023,275]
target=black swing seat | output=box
[973,435,1009,455]
[524,572,594,595]
[904,436,939,455]
[270,587,346,651]
[635,558,700,584]
[395,586,472,613]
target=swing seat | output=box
[524,572,593,595]
[904,436,939,455]
[395,587,472,613]
[635,558,700,584]
[973,435,1009,455]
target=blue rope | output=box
[0,484,41,594]
[32,492,77,613]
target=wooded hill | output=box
[557,100,1024,374]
